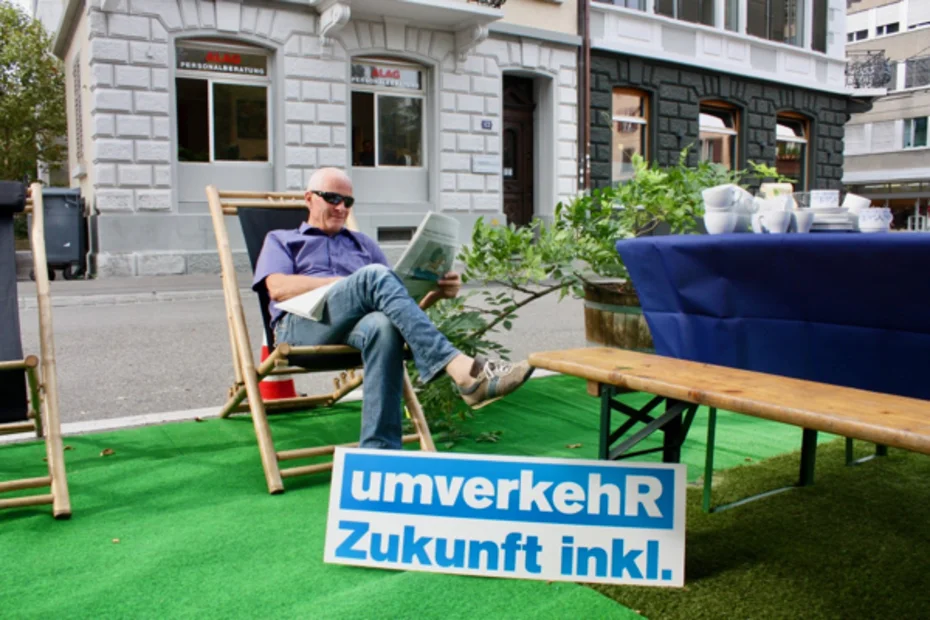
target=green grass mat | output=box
[3,375,926,619]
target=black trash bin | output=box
[28,188,87,280]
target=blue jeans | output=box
[273,264,459,450]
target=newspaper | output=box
[276,212,459,321]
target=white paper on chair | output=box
[275,281,336,321]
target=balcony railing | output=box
[466,0,507,7]
[846,50,893,89]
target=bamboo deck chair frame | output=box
[206,185,436,494]
[0,183,71,518]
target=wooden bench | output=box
[529,348,930,511]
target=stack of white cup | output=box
[701,184,754,234]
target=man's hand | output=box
[420,272,462,310]
[436,272,462,299]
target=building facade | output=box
[843,0,930,229]
[588,0,859,192]
[52,0,581,276]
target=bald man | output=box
[253,168,533,449]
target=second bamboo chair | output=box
[0,182,70,518]
[206,185,435,494]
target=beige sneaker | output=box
[458,358,535,410]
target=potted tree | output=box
[459,148,788,351]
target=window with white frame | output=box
[350,59,425,168]
[903,117,928,149]
[876,22,899,36]
[725,0,740,31]
[905,56,930,89]
[655,0,715,26]
[611,88,649,182]
[747,0,806,46]
[699,104,739,170]
[175,41,270,163]
[776,114,809,190]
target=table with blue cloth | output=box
[613,232,930,510]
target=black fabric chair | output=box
[0,182,71,518]
[206,186,435,495]
[237,207,363,372]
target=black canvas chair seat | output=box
[0,207,28,424]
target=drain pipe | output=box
[577,0,591,191]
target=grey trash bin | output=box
[28,187,87,280]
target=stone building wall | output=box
[590,52,851,190]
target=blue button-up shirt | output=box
[253,222,389,326]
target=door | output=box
[502,76,535,227]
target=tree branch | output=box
[472,281,567,340]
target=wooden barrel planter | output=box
[583,284,654,352]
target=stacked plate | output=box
[810,207,855,232]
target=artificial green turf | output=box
[3,375,926,619]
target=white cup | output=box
[761,210,791,233]
[843,193,871,214]
[704,211,739,235]
[702,185,738,209]
[792,210,814,233]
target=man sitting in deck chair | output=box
[253,168,534,450]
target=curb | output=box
[17,288,251,310]
[0,370,560,445]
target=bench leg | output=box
[702,407,718,513]
[598,384,611,461]
[798,429,818,487]
[597,389,695,462]
[662,400,684,463]
[846,437,889,467]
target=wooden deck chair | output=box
[205,186,436,494]
[0,182,70,518]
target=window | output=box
[903,118,928,149]
[611,88,649,182]
[776,115,809,190]
[747,0,805,46]
[904,56,930,89]
[656,0,715,26]
[351,59,425,168]
[175,41,270,163]
[853,29,868,41]
[725,0,740,31]
[876,22,899,36]
[699,104,739,170]
[812,0,827,52]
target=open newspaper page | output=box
[393,212,460,300]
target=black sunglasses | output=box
[310,190,355,209]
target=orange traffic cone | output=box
[258,332,298,400]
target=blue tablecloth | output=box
[615,233,930,401]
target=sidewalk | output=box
[16,273,252,309]
[15,269,489,309]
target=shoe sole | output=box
[467,367,535,410]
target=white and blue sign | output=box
[324,449,686,587]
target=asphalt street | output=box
[17,286,586,424]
